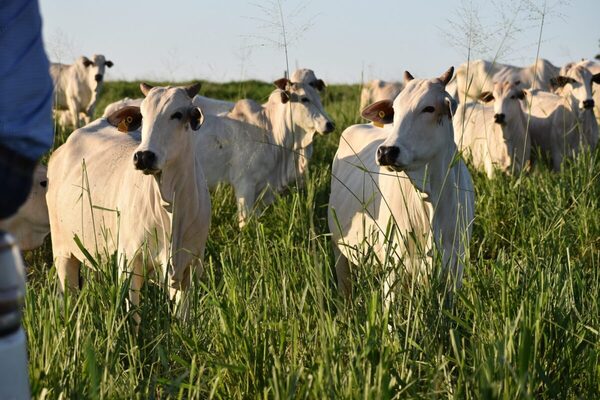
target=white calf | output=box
[50,54,113,127]
[328,68,474,301]
[47,83,210,321]
[0,165,49,251]
[198,78,334,227]
[454,81,531,178]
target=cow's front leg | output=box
[234,181,256,228]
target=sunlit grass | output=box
[24,80,600,399]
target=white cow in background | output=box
[198,78,335,227]
[50,54,113,128]
[328,67,474,302]
[0,165,49,251]
[524,61,600,170]
[454,81,531,178]
[47,83,210,322]
[448,58,559,103]
[360,80,404,112]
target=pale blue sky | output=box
[39,0,599,84]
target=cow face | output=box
[479,81,526,126]
[133,83,203,174]
[363,67,456,171]
[551,63,600,111]
[274,79,335,134]
[81,54,113,92]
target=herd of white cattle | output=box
[2,53,599,320]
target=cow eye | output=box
[40,180,48,188]
[170,111,183,120]
[510,95,516,99]
[422,106,435,113]
[301,97,310,103]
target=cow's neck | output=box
[263,100,311,188]
[151,135,202,285]
[403,133,462,260]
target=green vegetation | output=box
[25,80,599,398]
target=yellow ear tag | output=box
[373,110,386,128]
[117,120,128,132]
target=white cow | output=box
[328,67,474,302]
[454,81,531,178]
[360,80,404,112]
[50,54,113,128]
[0,165,49,251]
[448,58,559,103]
[47,83,210,321]
[102,97,142,118]
[560,59,600,120]
[198,78,334,227]
[524,62,600,170]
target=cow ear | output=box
[517,90,525,100]
[592,73,600,85]
[107,106,142,133]
[280,91,290,104]
[404,71,415,82]
[140,83,154,97]
[478,91,494,103]
[82,57,93,68]
[310,79,326,92]
[550,76,576,89]
[362,99,394,127]
[188,107,204,131]
[274,78,290,91]
[438,66,454,86]
[444,95,457,118]
[105,60,114,68]
[184,82,201,98]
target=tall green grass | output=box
[24,80,599,398]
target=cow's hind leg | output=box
[234,181,256,228]
[56,254,81,292]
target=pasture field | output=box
[25,80,599,399]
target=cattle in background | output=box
[0,165,49,251]
[198,78,334,227]
[50,54,113,128]
[46,83,210,323]
[359,79,404,112]
[447,58,559,103]
[454,81,531,178]
[328,67,474,303]
[557,59,600,124]
[521,61,600,171]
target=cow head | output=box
[478,80,526,126]
[273,78,335,135]
[130,83,203,175]
[80,54,113,92]
[362,67,456,171]
[551,62,600,110]
[290,68,326,92]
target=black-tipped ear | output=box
[361,99,394,126]
[445,96,457,117]
[478,91,494,103]
[274,78,290,91]
[184,82,201,98]
[404,71,414,82]
[107,106,142,132]
[105,60,113,68]
[280,91,290,104]
[188,107,204,131]
[592,73,600,85]
[310,79,326,92]
[82,57,93,67]
[550,76,576,90]
[140,83,153,97]
[439,66,454,86]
